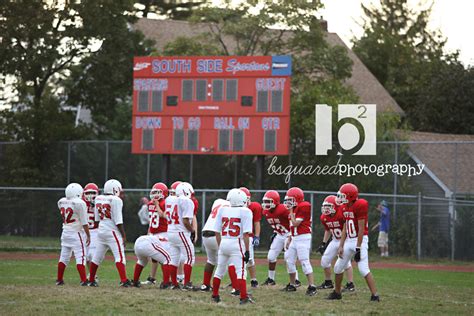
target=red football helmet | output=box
[262,190,280,210]
[283,187,304,209]
[150,182,168,201]
[336,183,358,205]
[83,183,99,202]
[321,195,337,216]
[169,181,181,196]
[239,187,251,206]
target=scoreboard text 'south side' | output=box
[132,56,292,155]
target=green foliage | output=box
[353,0,473,134]
[136,0,204,20]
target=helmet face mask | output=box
[262,197,275,210]
[335,191,348,205]
[321,202,336,216]
[283,196,297,210]
[150,189,164,200]
[84,190,98,202]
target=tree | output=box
[136,0,204,20]
[0,0,152,184]
[353,0,473,134]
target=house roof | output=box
[404,131,474,195]
[133,18,404,114]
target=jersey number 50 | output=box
[221,217,241,237]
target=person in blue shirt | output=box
[371,201,390,257]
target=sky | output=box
[320,0,474,65]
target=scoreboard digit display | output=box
[132,55,291,155]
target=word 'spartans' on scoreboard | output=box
[132,56,291,155]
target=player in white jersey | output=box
[210,189,254,305]
[199,198,230,291]
[131,234,172,287]
[88,179,130,287]
[165,182,195,289]
[83,183,99,274]
[56,183,90,286]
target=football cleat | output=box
[316,280,334,289]
[342,282,355,292]
[327,290,342,300]
[120,280,132,288]
[55,280,64,286]
[295,279,302,288]
[239,297,255,305]
[370,295,380,302]
[141,276,156,285]
[230,288,240,296]
[88,280,99,287]
[306,285,317,296]
[262,278,276,286]
[250,280,258,288]
[182,282,195,291]
[211,295,221,303]
[80,281,89,286]
[131,280,141,288]
[281,283,297,292]
[159,282,171,289]
[200,284,212,292]
[170,284,182,290]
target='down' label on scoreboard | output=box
[136,117,162,129]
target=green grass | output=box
[0,253,473,315]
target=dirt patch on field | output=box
[1,251,473,273]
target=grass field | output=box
[0,254,473,315]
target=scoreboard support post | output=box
[162,154,170,184]
[256,155,264,191]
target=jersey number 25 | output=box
[221,217,241,237]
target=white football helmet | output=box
[176,182,193,198]
[104,179,122,196]
[65,183,83,199]
[226,188,247,207]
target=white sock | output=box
[295,270,299,281]
[268,270,276,280]
[177,274,184,281]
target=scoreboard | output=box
[131,55,292,155]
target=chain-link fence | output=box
[0,187,472,260]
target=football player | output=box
[327,183,379,301]
[199,198,230,291]
[88,179,130,287]
[142,182,169,287]
[261,190,300,286]
[282,187,317,296]
[56,183,90,286]
[317,195,355,291]
[83,183,99,277]
[131,234,172,288]
[165,182,196,290]
[210,188,254,305]
[239,187,262,288]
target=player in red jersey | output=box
[83,183,99,277]
[142,182,169,287]
[327,183,379,302]
[317,195,355,291]
[261,190,300,286]
[282,187,317,296]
